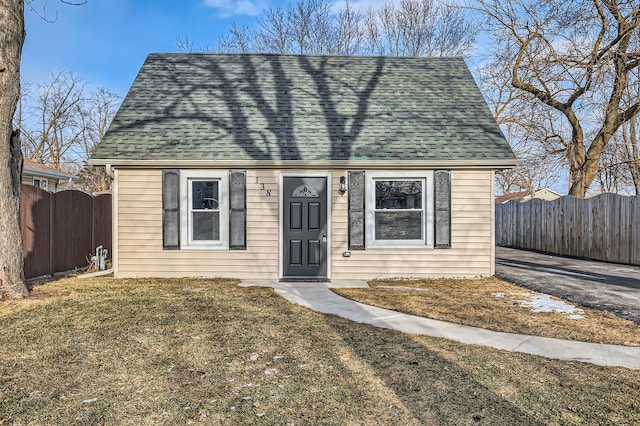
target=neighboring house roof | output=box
[495,188,562,203]
[522,188,562,202]
[495,190,531,204]
[91,53,516,167]
[23,159,77,181]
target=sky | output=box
[21,0,570,194]
[21,0,439,96]
[22,0,285,96]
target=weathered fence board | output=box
[52,190,94,273]
[20,185,112,279]
[93,194,113,255]
[21,185,52,279]
[496,194,639,266]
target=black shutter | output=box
[229,170,247,250]
[348,171,365,250]
[434,170,451,248]
[162,170,180,250]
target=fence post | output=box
[49,189,55,276]
[91,195,96,255]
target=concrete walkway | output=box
[239,280,640,370]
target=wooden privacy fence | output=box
[21,184,112,279]
[496,194,640,266]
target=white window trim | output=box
[180,170,229,250]
[366,170,434,249]
[33,177,48,191]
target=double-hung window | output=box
[180,171,228,249]
[366,171,433,248]
[33,177,48,191]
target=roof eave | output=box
[23,167,78,180]
[89,158,520,170]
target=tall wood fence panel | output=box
[21,185,112,279]
[496,194,640,266]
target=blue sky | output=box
[22,0,282,95]
[21,0,570,194]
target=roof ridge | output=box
[147,52,466,60]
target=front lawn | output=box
[334,277,640,346]
[1,277,639,425]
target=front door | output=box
[282,176,328,281]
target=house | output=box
[495,188,562,204]
[22,158,77,192]
[90,54,517,280]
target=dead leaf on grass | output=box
[472,413,485,422]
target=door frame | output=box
[279,172,332,280]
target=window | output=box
[366,171,433,248]
[33,177,48,191]
[180,171,228,249]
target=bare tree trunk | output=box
[0,1,28,299]
[625,116,640,195]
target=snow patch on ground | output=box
[494,292,584,319]
[377,286,435,292]
[519,294,585,319]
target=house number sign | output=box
[255,177,272,197]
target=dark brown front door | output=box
[282,177,328,281]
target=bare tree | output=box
[218,23,253,54]
[366,0,475,57]
[21,71,84,169]
[477,58,562,194]
[16,72,121,192]
[611,65,640,195]
[477,0,640,198]
[78,88,120,161]
[74,87,120,192]
[204,0,476,58]
[619,116,640,194]
[589,65,640,195]
[290,0,333,54]
[176,36,195,53]
[336,2,365,55]
[255,7,291,53]
[595,115,640,195]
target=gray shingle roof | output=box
[93,53,515,163]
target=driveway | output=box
[495,247,640,324]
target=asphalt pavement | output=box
[495,247,640,324]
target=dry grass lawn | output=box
[334,277,640,347]
[0,277,638,425]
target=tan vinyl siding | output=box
[22,173,60,191]
[330,170,494,279]
[115,168,494,279]
[116,169,280,279]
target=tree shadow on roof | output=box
[105,54,388,162]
